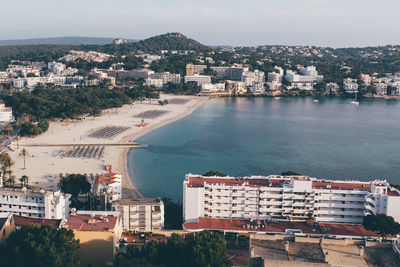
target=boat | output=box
[349,91,359,105]
[274,97,281,100]
[313,99,319,103]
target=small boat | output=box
[274,97,281,100]
[313,99,319,103]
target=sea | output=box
[128,97,400,201]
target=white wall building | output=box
[0,101,13,123]
[112,198,164,231]
[285,66,324,84]
[201,83,226,92]
[0,187,71,220]
[145,78,164,88]
[184,75,211,85]
[343,78,359,93]
[48,61,66,74]
[183,174,400,224]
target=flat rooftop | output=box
[114,197,163,206]
[65,212,118,231]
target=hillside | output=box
[0,37,138,46]
[133,32,212,52]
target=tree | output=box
[162,198,183,230]
[192,231,231,267]
[0,151,14,184]
[59,174,91,208]
[19,175,29,188]
[203,170,227,177]
[0,224,80,267]
[19,148,28,169]
[363,214,400,237]
[281,171,301,176]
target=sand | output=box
[9,94,208,198]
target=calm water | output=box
[128,97,400,201]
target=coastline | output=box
[117,96,208,198]
[9,94,208,198]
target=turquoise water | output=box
[128,97,400,201]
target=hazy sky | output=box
[1,0,399,47]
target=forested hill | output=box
[133,33,212,52]
[0,37,138,46]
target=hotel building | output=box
[183,174,400,224]
[0,187,71,220]
[112,198,164,231]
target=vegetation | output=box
[19,119,49,136]
[114,232,231,267]
[162,198,183,230]
[19,175,29,188]
[0,224,80,267]
[203,170,227,177]
[281,171,301,176]
[2,86,159,121]
[133,32,212,53]
[363,214,400,237]
[0,151,14,185]
[59,174,91,208]
[158,99,169,105]
[163,82,201,95]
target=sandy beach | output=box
[9,94,208,198]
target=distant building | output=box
[285,66,323,84]
[0,213,14,244]
[201,83,226,92]
[0,188,71,220]
[128,68,155,79]
[183,174,400,224]
[343,78,359,93]
[373,82,387,96]
[226,81,247,95]
[145,78,164,88]
[149,72,181,84]
[113,38,129,45]
[48,61,66,74]
[112,198,164,231]
[64,211,122,267]
[0,101,13,124]
[325,82,339,94]
[186,64,207,76]
[184,75,211,85]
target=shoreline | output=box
[118,96,208,198]
[10,94,208,198]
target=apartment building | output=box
[183,174,400,224]
[0,187,71,220]
[285,66,324,83]
[186,64,207,76]
[149,72,181,84]
[343,78,359,93]
[112,198,164,231]
[48,61,66,74]
[184,75,211,85]
[0,101,13,123]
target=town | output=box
[0,33,399,267]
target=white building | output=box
[149,72,181,84]
[183,174,400,224]
[0,187,71,220]
[285,66,324,84]
[373,82,387,96]
[0,101,13,123]
[112,198,164,231]
[145,78,164,88]
[201,83,226,92]
[95,173,122,201]
[343,78,359,93]
[184,75,211,85]
[325,82,340,94]
[48,61,66,74]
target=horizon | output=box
[2,0,399,48]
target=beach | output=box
[8,94,208,197]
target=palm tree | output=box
[0,152,13,184]
[19,175,29,188]
[19,148,28,169]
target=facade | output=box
[0,187,71,220]
[226,81,247,95]
[325,82,340,94]
[149,72,181,84]
[64,211,122,267]
[0,101,13,123]
[184,75,211,85]
[343,78,359,93]
[0,213,15,244]
[112,198,164,231]
[285,66,324,84]
[201,83,226,92]
[373,82,387,96]
[145,78,164,88]
[183,174,400,225]
[48,61,66,74]
[186,64,207,76]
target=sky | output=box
[1,0,399,48]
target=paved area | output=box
[321,244,368,266]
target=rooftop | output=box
[113,197,163,206]
[0,187,61,197]
[65,211,119,231]
[183,218,382,238]
[97,172,121,185]
[13,215,62,228]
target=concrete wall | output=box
[73,230,114,267]
[0,214,15,244]
[387,196,400,223]
[183,187,204,222]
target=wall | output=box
[0,215,15,244]
[73,230,114,267]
